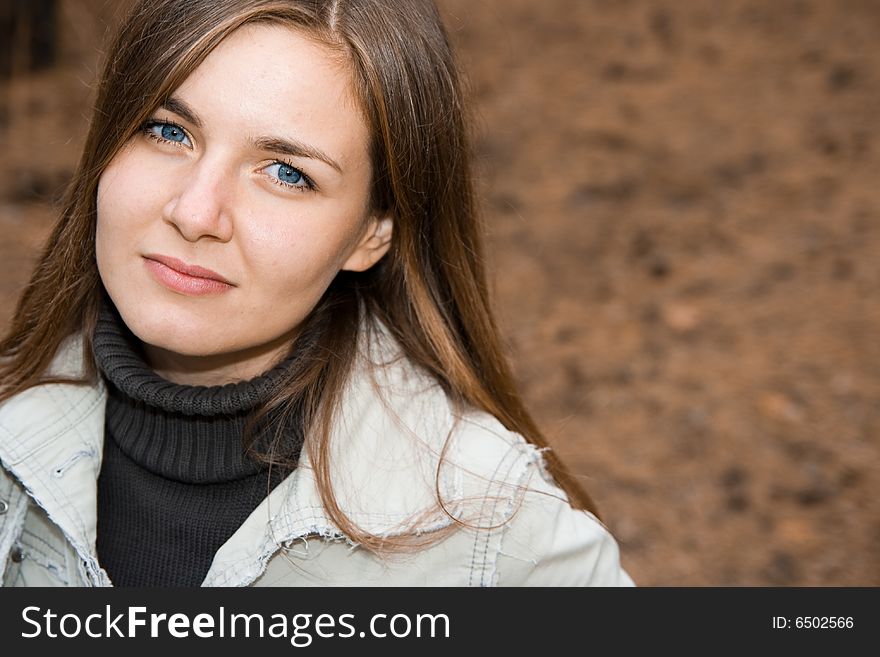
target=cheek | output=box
[95,176,127,282]
[95,156,156,284]
[95,170,124,272]
[97,149,167,230]
[242,206,364,293]
[244,226,332,300]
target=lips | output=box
[143,253,235,296]
[143,253,234,284]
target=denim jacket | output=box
[0,322,634,587]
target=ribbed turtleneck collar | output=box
[93,299,296,417]
[92,298,301,484]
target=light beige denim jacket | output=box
[0,321,634,587]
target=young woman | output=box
[0,0,633,587]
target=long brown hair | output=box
[0,0,600,551]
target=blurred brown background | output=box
[1,0,877,586]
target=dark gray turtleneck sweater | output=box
[92,300,303,587]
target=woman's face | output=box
[96,24,391,385]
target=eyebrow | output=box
[160,95,343,174]
[254,137,343,174]
[161,96,202,128]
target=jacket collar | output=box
[0,320,469,586]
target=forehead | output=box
[172,22,368,167]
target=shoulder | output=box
[331,320,633,585]
[491,453,635,586]
[0,333,103,452]
[329,319,541,525]
[443,409,633,586]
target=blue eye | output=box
[264,162,312,190]
[144,121,192,147]
[277,163,302,185]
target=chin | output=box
[115,300,230,357]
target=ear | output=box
[341,214,394,272]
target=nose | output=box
[162,157,235,243]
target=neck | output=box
[142,333,296,386]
